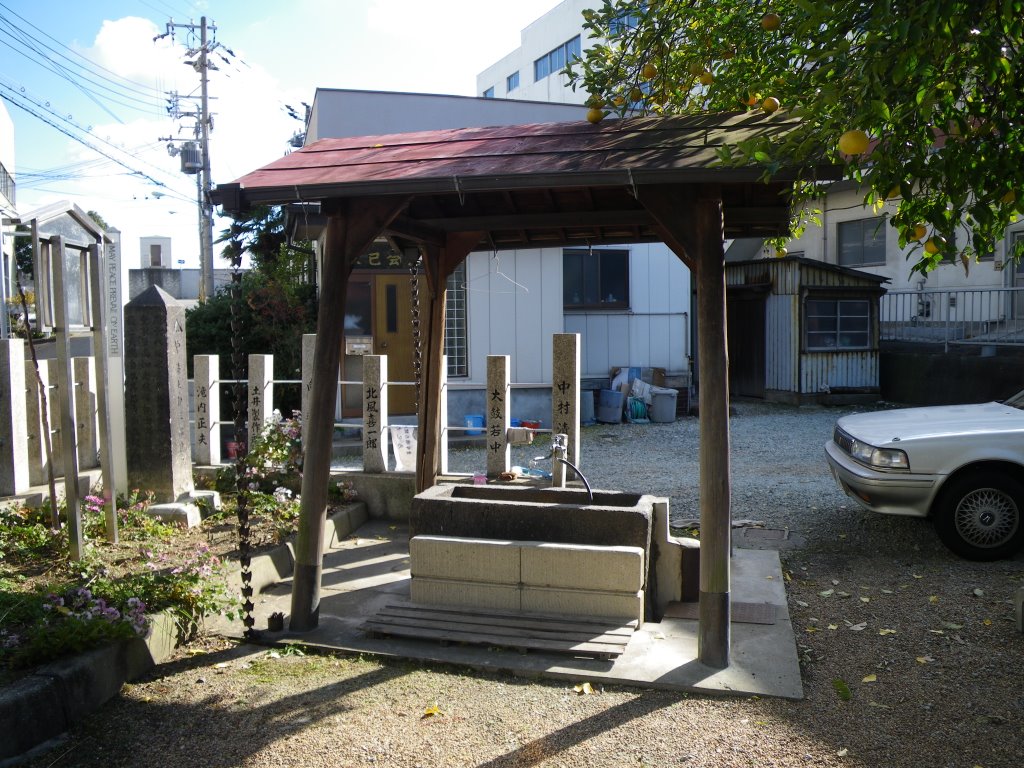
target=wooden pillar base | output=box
[698,590,730,669]
[289,562,322,632]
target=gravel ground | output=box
[21,401,1024,768]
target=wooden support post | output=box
[694,195,731,669]
[300,333,316,452]
[415,232,481,493]
[290,197,408,632]
[50,236,84,561]
[639,184,730,668]
[485,355,510,478]
[362,354,388,473]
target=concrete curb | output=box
[0,502,367,765]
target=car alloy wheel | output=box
[953,487,1019,549]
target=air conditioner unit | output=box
[180,142,202,174]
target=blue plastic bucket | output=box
[465,414,485,435]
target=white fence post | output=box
[486,355,510,478]
[247,353,274,442]
[0,339,28,494]
[363,354,387,473]
[193,354,220,465]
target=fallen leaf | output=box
[213,662,230,669]
[928,629,944,635]
[881,589,894,594]
[765,575,774,580]
[389,525,397,531]
[828,624,839,630]
[878,629,897,636]
[574,682,594,695]
[805,626,819,633]
[837,591,851,598]
[916,656,934,664]
[862,674,877,683]
[832,579,841,586]
[973,588,985,597]
[983,618,993,626]
[869,701,892,710]
[928,595,939,604]
[832,679,852,701]
[796,600,809,608]
[819,589,834,597]
[860,596,871,603]
[838,748,849,757]
[913,574,923,579]
[422,703,442,718]
[849,622,868,631]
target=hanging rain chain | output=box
[227,237,256,639]
[409,253,423,410]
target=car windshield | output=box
[1003,389,1024,409]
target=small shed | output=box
[725,256,888,403]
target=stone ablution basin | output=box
[410,484,655,566]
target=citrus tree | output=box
[568,0,1024,273]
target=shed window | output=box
[563,248,629,309]
[837,217,886,267]
[806,298,870,350]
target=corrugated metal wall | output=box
[801,351,879,393]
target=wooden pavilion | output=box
[213,111,837,668]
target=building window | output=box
[837,217,887,267]
[805,298,871,350]
[609,10,640,35]
[534,35,581,81]
[445,261,468,377]
[482,86,495,99]
[506,71,519,92]
[563,248,629,309]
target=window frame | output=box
[534,35,581,82]
[444,261,468,377]
[562,247,630,311]
[506,71,519,92]
[836,216,887,268]
[803,293,874,352]
[482,86,495,99]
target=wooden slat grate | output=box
[363,602,636,660]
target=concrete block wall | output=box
[409,535,644,623]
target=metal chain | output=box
[409,254,423,410]
[227,239,256,639]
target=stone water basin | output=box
[410,484,655,561]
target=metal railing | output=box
[880,286,1024,346]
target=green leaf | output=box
[832,679,852,701]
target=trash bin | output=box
[649,387,678,423]
[580,390,596,425]
[597,389,623,423]
[464,414,484,435]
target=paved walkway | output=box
[209,519,803,699]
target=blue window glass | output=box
[534,56,549,81]
[482,86,495,99]
[566,35,581,63]
[506,71,519,92]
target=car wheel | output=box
[934,471,1024,561]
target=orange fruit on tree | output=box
[688,61,705,76]
[837,129,870,155]
[887,185,900,199]
[924,235,946,255]
[760,13,781,31]
[586,107,605,124]
[1001,189,1016,205]
[912,224,927,241]
[774,247,788,258]
[628,86,644,102]
[641,62,658,80]
[741,92,760,107]
[761,96,780,113]
[699,71,715,86]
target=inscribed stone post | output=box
[486,355,510,478]
[193,355,220,465]
[73,357,99,470]
[248,354,274,442]
[0,339,28,494]
[551,333,581,468]
[300,333,316,450]
[362,354,387,473]
[123,286,193,502]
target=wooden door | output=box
[374,275,417,414]
[726,292,766,399]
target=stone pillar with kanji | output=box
[363,355,387,473]
[486,355,510,478]
[551,333,581,468]
[248,354,273,443]
[193,354,220,465]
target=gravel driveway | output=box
[22,401,1024,768]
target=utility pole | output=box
[159,17,217,302]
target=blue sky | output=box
[1,0,565,268]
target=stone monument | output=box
[123,286,193,504]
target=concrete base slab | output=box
[146,502,201,528]
[209,519,803,699]
[184,489,222,514]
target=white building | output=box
[140,236,173,269]
[1,100,17,338]
[303,88,691,424]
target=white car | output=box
[825,391,1024,561]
